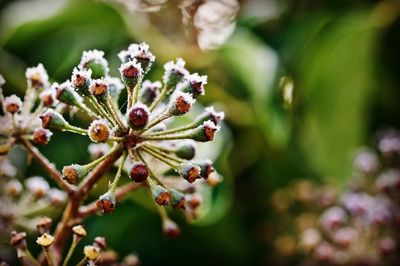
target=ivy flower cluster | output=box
[267,130,400,266]
[0,42,223,265]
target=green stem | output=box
[24,249,41,266]
[105,97,126,129]
[136,150,165,186]
[145,144,183,164]
[43,247,54,266]
[84,144,121,170]
[62,238,78,266]
[149,84,169,112]
[140,146,178,169]
[76,257,87,266]
[141,131,193,141]
[140,110,171,134]
[110,152,127,192]
[88,95,116,126]
[147,123,196,136]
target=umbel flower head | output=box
[40,42,224,231]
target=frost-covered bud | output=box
[36,233,54,247]
[93,236,107,250]
[10,231,27,250]
[162,219,180,238]
[333,227,358,248]
[177,163,201,183]
[127,103,149,129]
[62,164,89,184]
[4,179,22,197]
[191,121,219,142]
[25,176,49,198]
[79,50,109,79]
[170,189,185,209]
[150,184,171,206]
[175,142,196,160]
[72,225,87,238]
[26,63,49,89]
[88,120,110,143]
[40,109,69,131]
[48,188,67,205]
[89,79,109,102]
[119,42,155,73]
[195,159,214,179]
[140,80,161,105]
[119,60,143,88]
[178,73,207,98]
[168,92,194,116]
[33,128,52,145]
[320,206,347,231]
[195,106,225,126]
[54,81,84,107]
[207,171,223,187]
[163,58,189,88]
[36,217,52,234]
[187,193,202,209]
[96,190,116,214]
[84,245,100,261]
[342,192,372,216]
[39,89,56,107]
[3,95,22,114]
[105,76,124,100]
[71,68,92,95]
[129,162,148,182]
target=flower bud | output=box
[168,92,194,116]
[25,176,49,198]
[40,109,69,131]
[150,184,171,206]
[195,107,225,126]
[84,245,100,261]
[178,73,207,98]
[71,68,92,95]
[170,189,185,209]
[4,180,22,197]
[207,171,223,187]
[10,231,27,250]
[129,162,148,182]
[39,89,56,107]
[162,219,180,238]
[36,233,54,247]
[187,193,202,209]
[119,42,155,73]
[88,120,110,143]
[33,128,52,145]
[89,79,109,102]
[177,163,201,183]
[119,60,143,88]
[36,216,52,234]
[3,95,22,114]
[72,225,87,238]
[175,142,196,160]
[62,164,89,184]
[127,103,149,129]
[79,50,109,79]
[123,253,141,266]
[93,236,107,250]
[26,63,49,89]
[96,190,116,214]
[163,58,189,88]
[320,206,347,231]
[140,80,161,105]
[54,81,84,107]
[191,121,219,142]
[105,76,124,100]
[195,159,214,179]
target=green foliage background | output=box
[1,0,400,265]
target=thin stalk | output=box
[141,131,193,141]
[144,144,183,164]
[88,95,116,126]
[64,124,87,135]
[147,123,196,136]
[136,150,165,186]
[140,110,171,134]
[43,247,54,266]
[24,249,41,266]
[149,84,169,111]
[110,152,127,192]
[140,146,178,169]
[62,238,78,266]
[83,143,121,170]
[76,101,100,119]
[76,257,87,266]
[105,97,126,129]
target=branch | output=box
[78,182,144,219]
[19,138,75,194]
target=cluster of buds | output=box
[0,158,66,263]
[10,223,139,266]
[267,130,400,266]
[35,42,223,234]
